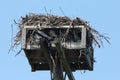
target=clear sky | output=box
[0,0,119,80]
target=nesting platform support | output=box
[22,25,94,80]
[55,40,75,80]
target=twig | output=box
[15,48,22,56]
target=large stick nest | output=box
[14,13,110,48]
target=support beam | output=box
[40,40,53,72]
[56,40,75,80]
[52,55,64,80]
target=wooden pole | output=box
[55,40,75,80]
[53,54,64,80]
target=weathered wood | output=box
[40,40,53,72]
[52,54,64,80]
[56,40,75,80]
[21,28,26,48]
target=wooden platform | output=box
[21,25,94,72]
[24,47,93,71]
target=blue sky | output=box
[0,0,120,80]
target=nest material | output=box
[14,13,110,48]
[19,13,87,26]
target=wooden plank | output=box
[21,28,26,49]
[81,26,86,48]
[23,25,85,29]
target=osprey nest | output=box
[14,13,110,48]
